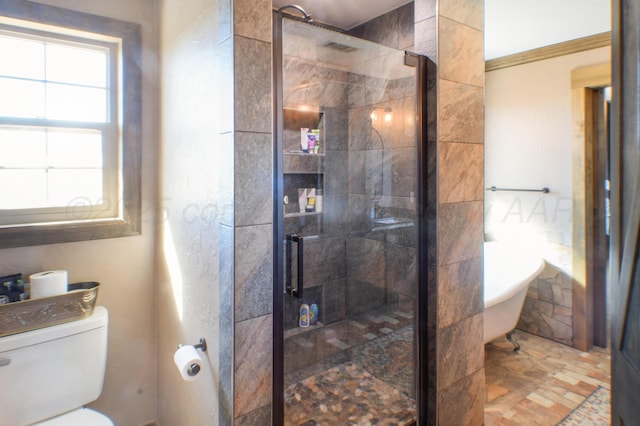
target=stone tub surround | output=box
[517,243,574,346]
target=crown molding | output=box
[486,32,612,72]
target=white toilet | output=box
[0,306,113,425]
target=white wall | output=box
[485,0,610,59]
[485,46,610,266]
[156,0,234,423]
[0,1,159,425]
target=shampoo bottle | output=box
[311,129,320,154]
[307,134,316,154]
[310,301,318,326]
[301,128,309,152]
[299,302,310,327]
[315,189,323,213]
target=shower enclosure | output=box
[273,13,430,425]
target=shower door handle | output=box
[285,234,304,298]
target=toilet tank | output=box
[0,306,108,426]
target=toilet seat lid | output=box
[35,408,113,426]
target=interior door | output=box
[610,0,640,423]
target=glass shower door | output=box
[276,16,420,425]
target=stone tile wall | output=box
[233,0,274,423]
[415,0,485,423]
[280,35,418,333]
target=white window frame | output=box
[0,1,141,248]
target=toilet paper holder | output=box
[176,338,207,378]
[177,338,207,353]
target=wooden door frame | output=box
[591,88,610,347]
[571,62,611,351]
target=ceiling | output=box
[271,0,611,60]
[272,0,412,31]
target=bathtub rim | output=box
[484,242,545,309]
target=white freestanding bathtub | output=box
[484,242,545,345]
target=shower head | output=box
[323,41,358,53]
[277,4,313,22]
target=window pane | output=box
[0,169,47,209]
[0,127,46,168]
[48,129,103,168]
[46,83,107,122]
[0,34,44,80]
[0,77,45,118]
[46,43,107,87]
[0,5,139,246]
[47,169,103,208]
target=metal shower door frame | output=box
[272,12,434,424]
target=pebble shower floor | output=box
[283,302,416,425]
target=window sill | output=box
[0,216,141,249]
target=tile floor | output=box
[283,303,416,425]
[485,331,611,425]
[283,306,610,426]
[285,362,415,426]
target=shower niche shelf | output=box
[283,151,326,157]
[284,211,323,218]
[284,322,325,339]
[282,107,325,218]
[282,108,324,155]
[283,172,323,217]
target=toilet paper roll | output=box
[174,345,204,381]
[29,270,68,299]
